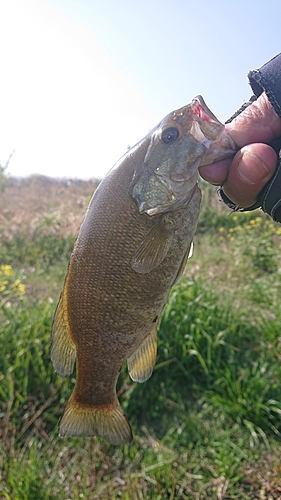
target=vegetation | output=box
[0,152,15,194]
[1,177,281,499]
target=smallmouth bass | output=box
[51,96,236,445]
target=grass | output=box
[1,177,281,499]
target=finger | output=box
[222,143,277,208]
[199,159,232,185]
[226,92,281,146]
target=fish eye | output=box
[161,127,180,144]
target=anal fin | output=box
[127,325,158,383]
[51,285,76,377]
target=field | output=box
[1,175,281,499]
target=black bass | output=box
[51,96,237,445]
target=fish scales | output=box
[68,165,193,329]
[51,96,237,445]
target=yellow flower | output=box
[219,227,224,233]
[232,215,238,221]
[12,279,26,296]
[17,283,26,296]
[0,265,14,277]
[0,279,8,293]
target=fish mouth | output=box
[190,96,237,163]
[190,95,222,134]
[200,133,237,166]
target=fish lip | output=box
[199,133,238,166]
[189,122,237,162]
[191,95,221,124]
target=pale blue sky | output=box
[1,0,280,179]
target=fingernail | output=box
[237,151,270,184]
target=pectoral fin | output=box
[127,325,158,382]
[132,222,174,274]
[51,285,76,377]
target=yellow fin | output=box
[127,326,158,382]
[51,287,76,377]
[173,241,194,285]
[132,222,174,274]
[59,394,132,445]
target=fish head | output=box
[130,95,237,216]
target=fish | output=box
[51,96,237,445]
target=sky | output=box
[0,0,280,180]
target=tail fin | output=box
[59,393,133,445]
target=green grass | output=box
[1,182,281,499]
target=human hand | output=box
[199,93,281,208]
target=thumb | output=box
[221,143,277,208]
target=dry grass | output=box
[0,174,99,239]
